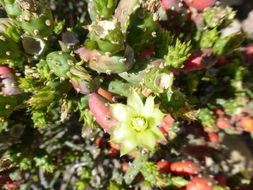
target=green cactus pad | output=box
[3,0,22,18]
[78,46,135,74]
[0,32,23,60]
[126,8,157,55]
[19,7,54,38]
[46,51,76,79]
[0,95,17,118]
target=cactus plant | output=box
[0,0,252,189]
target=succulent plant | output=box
[0,0,252,189]
[126,8,157,55]
[164,39,191,68]
[114,0,141,32]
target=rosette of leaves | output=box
[110,90,165,155]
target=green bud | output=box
[203,6,236,29]
[94,0,118,19]
[89,20,125,54]
[144,67,174,94]
[164,39,191,68]
[27,89,55,110]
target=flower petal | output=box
[111,124,134,142]
[150,108,165,126]
[143,96,155,117]
[127,90,143,113]
[110,103,131,122]
[150,127,165,141]
[137,131,156,151]
[120,139,137,156]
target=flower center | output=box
[131,117,148,132]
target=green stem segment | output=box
[124,151,149,185]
